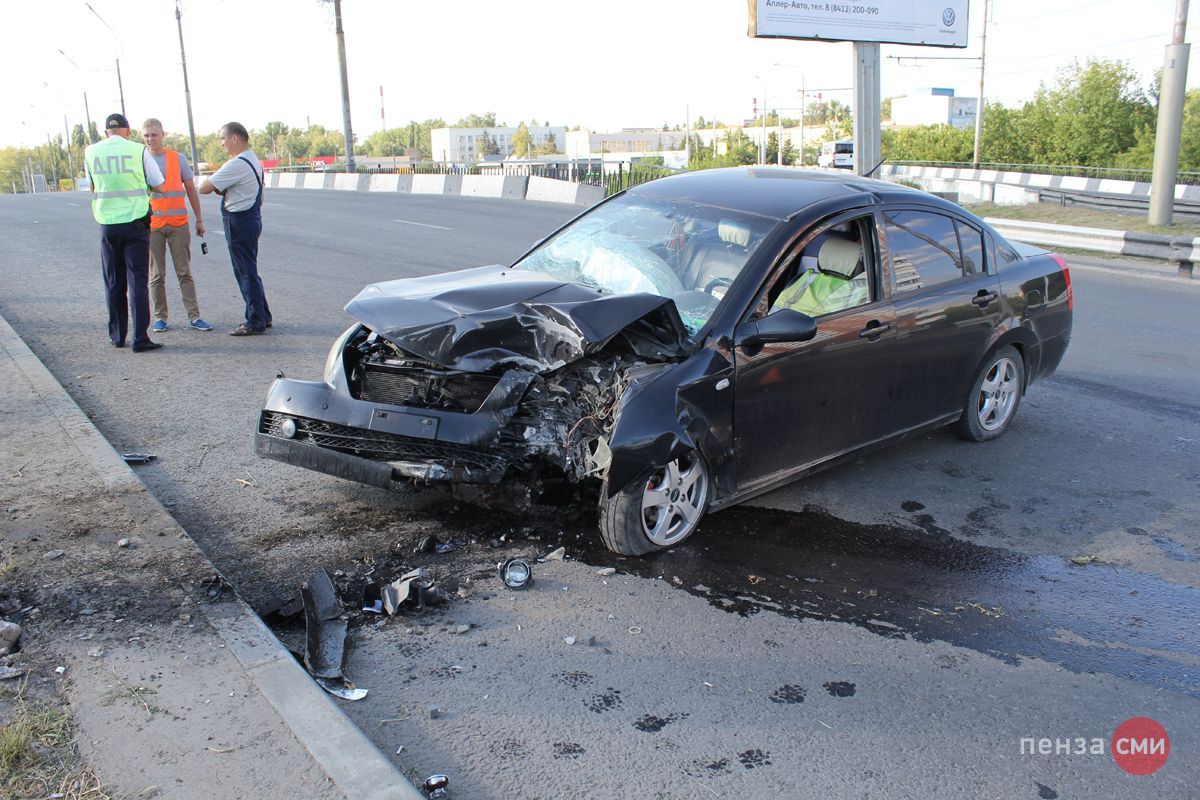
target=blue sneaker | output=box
[190,318,213,331]
[152,320,168,333]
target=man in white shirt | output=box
[200,121,272,336]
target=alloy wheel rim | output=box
[977,356,1019,431]
[640,455,708,546]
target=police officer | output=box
[84,113,167,352]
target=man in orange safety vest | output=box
[141,118,212,332]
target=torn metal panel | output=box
[345,266,689,374]
[605,346,735,499]
[301,569,347,680]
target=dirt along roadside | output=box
[0,312,421,800]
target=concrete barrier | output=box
[332,172,368,191]
[460,174,528,199]
[414,173,463,194]
[367,173,413,192]
[270,168,602,207]
[265,171,280,188]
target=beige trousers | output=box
[149,224,201,322]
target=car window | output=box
[956,220,985,275]
[764,215,873,318]
[884,210,965,293]
[514,194,777,335]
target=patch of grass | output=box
[964,201,1200,237]
[0,683,109,800]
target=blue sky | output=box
[5,0,1193,147]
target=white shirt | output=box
[208,150,263,213]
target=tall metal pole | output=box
[379,84,385,132]
[800,77,806,167]
[115,58,126,117]
[1149,0,1191,226]
[176,0,200,172]
[83,92,94,142]
[972,0,989,169]
[64,114,75,181]
[333,0,356,171]
[852,42,882,177]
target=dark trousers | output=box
[100,217,152,347]
[223,210,271,331]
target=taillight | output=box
[1051,254,1073,310]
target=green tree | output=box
[536,131,560,156]
[1019,59,1152,165]
[457,112,498,128]
[511,122,532,158]
[475,131,499,159]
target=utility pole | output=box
[379,85,385,132]
[332,0,356,171]
[64,115,74,181]
[83,92,96,143]
[685,104,691,165]
[86,4,125,114]
[800,77,806,167]
[176,0,201,172]
[115,58,126,117]
[972,0,990,169]
[1149,0,1191,226]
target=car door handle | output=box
[858,322,892,340]
[972,291,998,307]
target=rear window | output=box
[834,142,853,154]
[884,210,965,292]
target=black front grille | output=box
[359,364,498,413]
[260,411,507,475]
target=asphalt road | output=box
[1,189,1197,798]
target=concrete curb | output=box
[265,169,606,207]
[0,312,423,800]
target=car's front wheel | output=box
[955,345,1025,442]
[599,452,710,555]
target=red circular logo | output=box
[1112,717,1169,775]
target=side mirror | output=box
[736,309,817,349]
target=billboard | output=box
[748,0,969,48]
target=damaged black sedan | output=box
[255,168,1072,555]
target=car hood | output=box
[345,265,690,374]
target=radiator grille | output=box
[260,411,507,475]
[359,364,498,413]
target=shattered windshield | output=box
[514,194,777,333]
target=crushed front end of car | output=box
[254,266,692,504]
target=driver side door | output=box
[732,211,897,493]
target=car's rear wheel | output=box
[599,452,710,555]
[955,345,1024,442]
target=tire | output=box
[954,345,1025,442]
[599,452,710,556]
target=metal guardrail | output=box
[888,160,1200,186]
[985,217,1199,277]
[1038,187,1200,221]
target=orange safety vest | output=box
[149,150,188,229]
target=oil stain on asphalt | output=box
[569,506,1200,698]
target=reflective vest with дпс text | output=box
[150,150,188,229]
[85,136,151,225]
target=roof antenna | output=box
[865,157,886,178]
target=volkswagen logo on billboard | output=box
[942,7,956,26]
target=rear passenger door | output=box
[882,208,1003,430]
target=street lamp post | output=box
[176,0,201,173]
[85,2,125,115]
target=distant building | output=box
[564,126,825,168]
[892,88,978,130]
[431,126,566,163]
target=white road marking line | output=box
[65,202,79,206]
[392,218,451,230]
